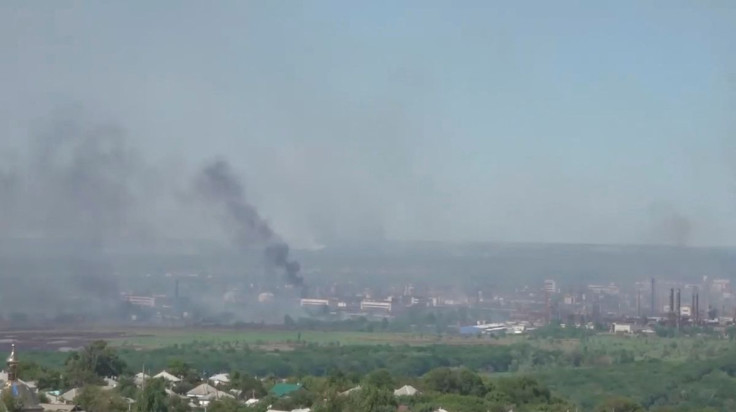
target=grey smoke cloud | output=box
[648,203,693,247]
[0,115,143,241]
[0,112,307,321]
[31,121,140,241]
[0,114,143,315]
[193,159,304,286]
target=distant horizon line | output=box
[0,236,733,251]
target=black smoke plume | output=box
[194,159,304,286]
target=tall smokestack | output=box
[695,293,700,322]
[650,278,656,316]
[676,288,681,328]
[669,288,674,315]
[637,291,641,317]
[691,291,695,320]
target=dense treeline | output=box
[538,351,736,411]
[9,340,575,412]
[122,343,526,377]
[14,336,736,411]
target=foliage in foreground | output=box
[9,336,736,411]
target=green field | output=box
[107,327,545,349]
[108,327,736,359]
[111,328,441,348]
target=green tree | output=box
[135,378,169,412]
[347,385,397,412]
[17,361,42,382]
[313,388,345,412]
[326,368,350,392]
[364,369,395,390]
[726,326,736,341]
[36,368,63,391]
[456,369,487,397]
[65,341,126,387]
[422,368,487,397]
[423,368,456,393]
[595,396,644,412]
[167,359,199,384]
[208,397,243,412]
[492,376,551,406]
[168,395,192,412]
[115,375,139,399]
[75,385,129,412]
[1,390,23,412]
[230,372,266,398]
[172,381,195,396]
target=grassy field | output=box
[578,334,733,361]
[107,327,540,349]
[108,328,736,358]
[111,329,439,348]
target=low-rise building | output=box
[300,299,330,308]
[612,323,633,334]
[360,300,392,313]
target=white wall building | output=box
[612,323,633,334]
[360,300,392,313]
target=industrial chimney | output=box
[650,278,656,316]
[676,288,681,329]
[669,288,674,315]
[691,291,696,322]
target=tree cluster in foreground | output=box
[9,338,735,412]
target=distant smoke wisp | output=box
[648,203,693,247]
[0,115,149,315]
[659,213,692,247]
[194,159,303,286]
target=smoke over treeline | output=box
[0,117,142,314]
[0,115,304,317]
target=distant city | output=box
[2,241,736,338]
[116,270,735,337]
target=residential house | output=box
[393,385,419,396]
[270,383,303,398]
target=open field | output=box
[0,325,536,351]
[113,329,436,348]
[0,327,493,351]
[109,328,538,349]
[2,326,733,360]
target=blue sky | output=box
[0,1,734,246]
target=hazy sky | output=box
[1,1,735,247]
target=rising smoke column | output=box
[194,159,303,286]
